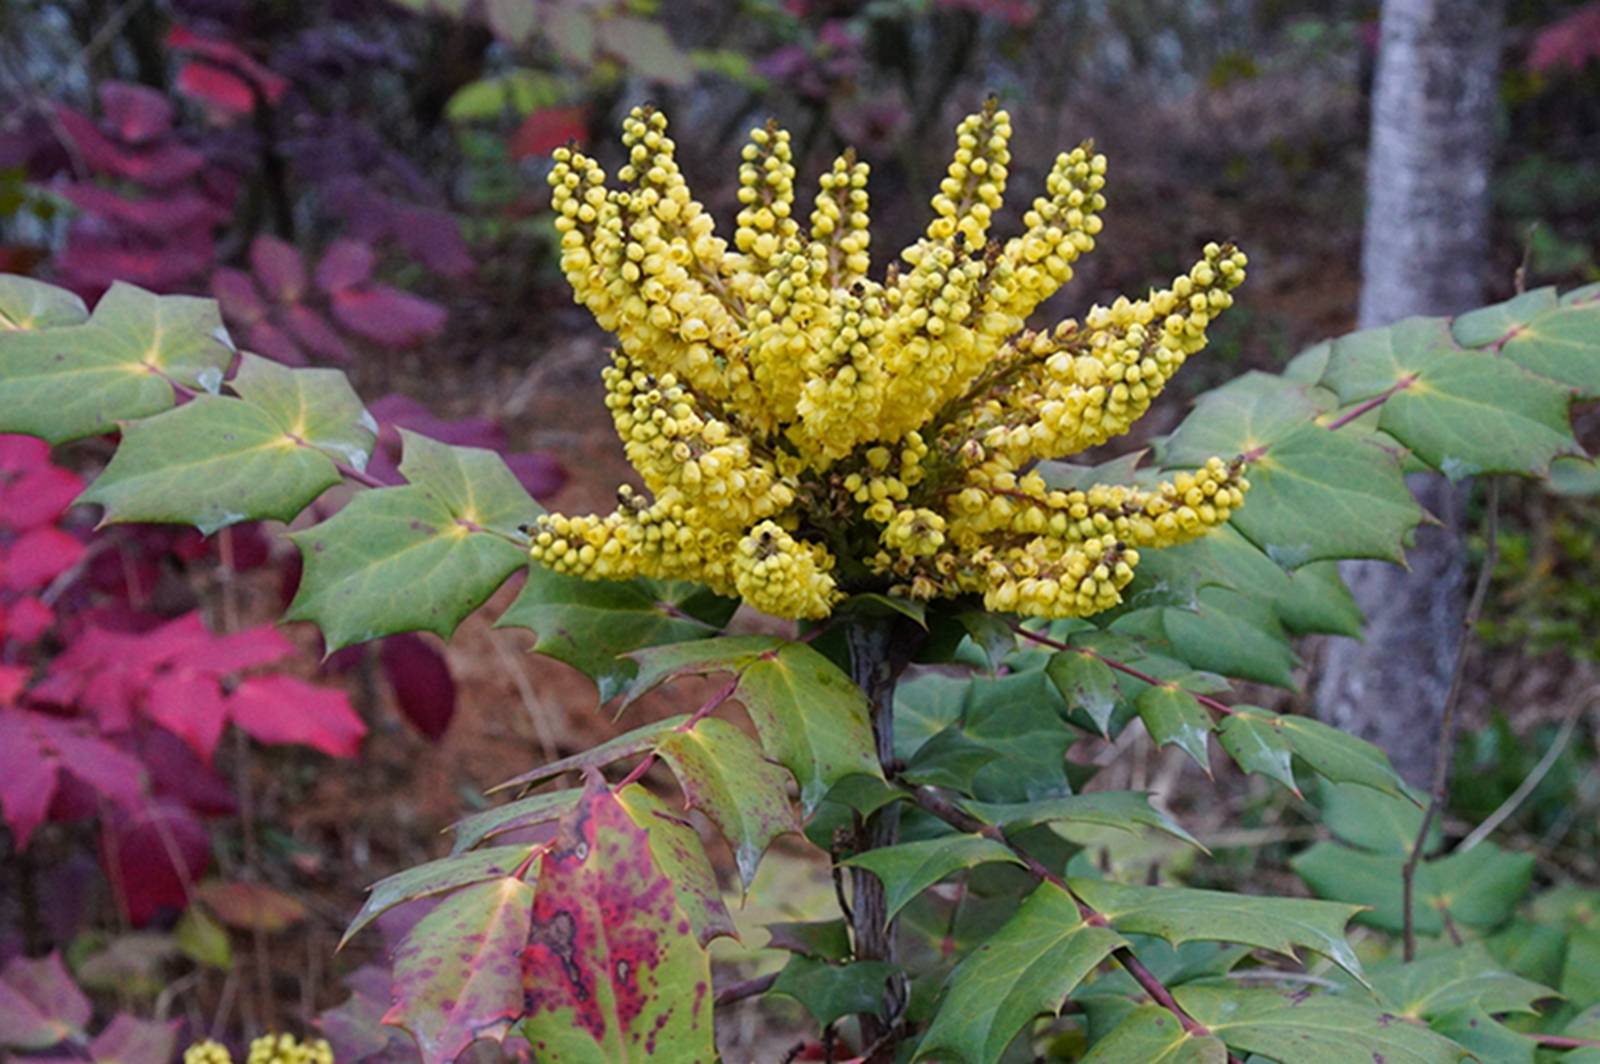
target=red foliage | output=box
[1530,2,1600,74]
[509,106,590,160]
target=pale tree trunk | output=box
[1315,0,1504,784]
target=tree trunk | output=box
[1315,0,1504,784]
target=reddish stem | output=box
[1322,375,1415,432]
[1008,622,1234,717]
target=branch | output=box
[715,971,778,1007]
[1401,478,1499,961]
[1322,375,1417,432]
[612,678,739,793]
[910,785,1240,1062]
[1008,622,1235,717]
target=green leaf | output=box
[1450,287,1558,348]
[734,641,881,813]
[341,843,540,947]
[964,792,1201,850]
[1229,423,1422,566]
[764,919,852,961]
[1428,1006,1536,1064]
[915,882,1127,1064]
[80,356,374,534]
[1320,781,1437,857]
[490,717,687,793]
[613,784,738,947]
[844,834,1023,923]
[1493,291,1600,398]
[596,17,694,85]
[1071,878,1365,980]
[1136,684,1213,771]
[1082,1006,1228,1063]
[655,717,799,888]
[1276,561,1365,638]
[622,634,782,705]
[287,432,532,650]
[498,570,737,703]
[959,610,1016,672]
[1163,371,1325,466]
[449,789,582,854]
[770,955,900,1028]
[1320,316,1577,479]
[1273,712,1409,799]
[387,877,533,1064]
[174,907,231,970]
[519,777,713,1061]
[0,282,233,443]
[1291,841,1534,935]
[0,275,87,330]
[1562,926,1600,1004]
[1046,651,1119,734]
[1370,943,1555,1020]
[1161,587,1297,687]
[1218,707,1299,794]
[1174,985,1471,1063]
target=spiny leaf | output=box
[654,716,799,888]
[449,788,583,854]
[1161,587,1297,688]
[287,431,532,650]
[384,877,533,1064]
[80,355,374,533]
[914,882,1127,1064]
[0,282,233,443]
[1135,684,1213,771]
[341,844,540,947]
[0,275,88,330]
[1291,841,1534,935]
[497,569,738,703]
[963,792,1201,850]
[621,634,782,706]
[1222,706,1408,800]
[1369,943,1556,1020]
[844,834,1022,923]
[490,717,687,794]
[1045,650,1119,735]
[614,784,738,947]
[1081,1006,1228,1063]
[1461,285,1600,398]
[770,955,901,1028]
[519,776,714,1061]
[1320,316,1577,479]
[1217,707,1298,794]
[1068,878,1366,981]
[1162,370,1325,466]
[1176,985,1471,1063]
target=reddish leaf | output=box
[97,83,173,145]
[0,460,83,531]
[393,207,474,280]
[212,267,267,325]
[330,285,446,346]
[315,240,375,294]
[318,965,416,1063]
[144,669,228,762]
[57,184,220,235]
[195,880,307,932]
[385,876,534,1063]
[250,235,307,303]
[503,451,569,501]
[228,674,366,757]
[132,730,236,816]
[51,106,205,188]
[167,26,289,107]
[283,303,352,363]
[510,105,589,160]
[0,952,90,1047]
[5,597,54,644]
[519,774,715,1060]
[1530,2,1600,73]
[56,227,214,291]
[2,527,85,592]
[368,393,507,451]
[84,1014,179,1064]
[0,665,26,705]
[379,633,456,741]
[247,317,308,365]
[176,62,257,117]
[101,800,210,926]
[0,708,146,846]
[203,624,295,673]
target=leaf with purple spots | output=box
[655,717,799,888]
[518,775,715,1061]
[385,876,534,1064]
[615,784,738,948]
[342,843,544,947]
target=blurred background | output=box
[1,0,1598,1058]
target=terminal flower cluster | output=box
[529,102,1250,620]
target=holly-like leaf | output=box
[844,834,1022,923]
[288,432,532,650]
[490,717,687,794]
[519,776,714,1061]
[385,876,534,1064]
[1291,841,1534,935]
[0,275,88,330]
[1217,707,1299,794]
[1320,781,1438,857]
[1162,587,1297,687]
[915,882,1127,1064]
[0,952,91,1048]
[1082,1006,1228,1063]
[964,792,1200,849]
[614,784,738,947]
[655,717,799,888]
[1320,316,1577,479]
[498,569,737,703]
[1370,943,1555,1020]
[1135,684,1213,770]
[1466,287,1600,398]
[450,789,582,854]
[341,844,542,947]
[1068,879,1366,980]
[771,955,900,1028]
[1163,371,1325,466]
[1045,650,1119,735]
[1174,985,1471,1063]
[0,282,233,443]
[1221,706,1407,800]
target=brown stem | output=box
[1008,622,1235,717]
[714,971,778,1007]
[843,614,921,1060]
[1401,478,1499,961]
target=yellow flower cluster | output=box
[531,102,1250,620]
[184,1036,333,1064]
